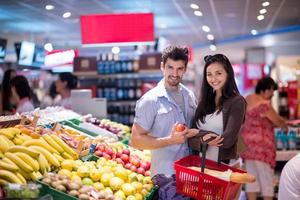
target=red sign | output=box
[80,13,154,46]
[44,49,78,68]
[243,63,265,90]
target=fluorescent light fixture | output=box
[45,5,54,10]
[62,12,71,18]
[190,3,199,9]
[207,34,214,40]
[251,29,258,35]
[112,47,120,54]
[202,25,210,32]
[260,9,267,14]
[194,10,203,17]
[262,1,270,7]
[44,43,53,52]
[257,15,264,21]
[209,44,217,51]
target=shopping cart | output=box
[174,140,246,200]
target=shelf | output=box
[75,71,162,79]
[276,150,299,161]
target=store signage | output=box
[44,49,78,68]
[80,13,155,46]
[74,57,97,73]
[243,63,265,90]
[139,52,162,71]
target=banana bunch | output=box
[0,127,34,146]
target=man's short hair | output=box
[162,46,189,66]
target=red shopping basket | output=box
[174,155,245,200]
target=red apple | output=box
[116,158,124,165]
[144,170,151,176]
[137,167,145,175]
[102,152,111,160]
[122,148,130,155]
[94,150,103,157]
[140,162,149,171]
[125,163,132,169]
[105,148,114,156]
[116,152,122,158]
[130,165,137,172]
[175,123,186,132]
[97,144,105,152]
[130,157,140,168]
[120,154,129,163]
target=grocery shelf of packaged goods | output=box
[276,150,300,161]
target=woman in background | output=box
[10,75,34,113]
[1,69,17,115]
[54,72,77,109]
[240,77,287,200]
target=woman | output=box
[54,72,77,109]
[1,69,17,115]
[240,77,287,200]
[188,54,246,165]
[10,75,34,113]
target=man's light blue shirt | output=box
[134,80,197,176]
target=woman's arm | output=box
[221,96,246,149]
[264,106,288,131]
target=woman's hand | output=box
[203,133,223,146]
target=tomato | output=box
[175,123,186,132]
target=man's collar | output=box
[156,79,183,98]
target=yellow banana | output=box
[0,128,15,139]
[50,134,78,157]
[2,157,19,169]
[20,133,33,141]
[53,153,64,163]
[61,152,74,160]
[29,171,43,181]
[15,172,26,184]
[0,135,10,152]
[0,178,8,186]
[0,152,3,158]
[0,159,19,172]
[4,152,33,173]
[7,146,40,158]
[38,154,50,175]
[18,169,32,180]
[23,139,59,154]
[0,169,23,184]
[10,127,21,135]
[30,146,60,167]
[42,134,64,153]
[14,152,39,171]
[13,137,24,145]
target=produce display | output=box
[0,107,155,200]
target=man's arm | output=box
[131,123,196,150]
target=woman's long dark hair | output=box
[193,54,240,124]
[1,69,16,112]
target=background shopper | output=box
[0,69,17,115]
[240,77,288,200]
[54,72,78,109]
[10,75,34,113]
[188,54,246,165]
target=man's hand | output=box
[186,128,199,138]
[168,123,188,145]
[203,133,223,146]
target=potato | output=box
[42,178,51,185]
[106,194,114,200]
[56,185,66,192]
[68,182,81,190]
[78,194,90,200]
[69,190,79,197]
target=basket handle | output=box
[200,136,217,172]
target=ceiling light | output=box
[194,10,203,17]
[202,25,210,32]
[251,29,258,35]
[262,1,270,7]
[62,12,71,18]
[44,43,53,52]
[260,9,267,14]
[209,44,217,51]
[190,3,199,9]
[257,15,264,21]
[45,5,54,10]
[112,47,120,54]
[207,34,214,40]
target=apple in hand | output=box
[175,123,186,132]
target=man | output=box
[131,46,197,176]
[278,153,300,200]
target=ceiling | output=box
[0,0,300,50]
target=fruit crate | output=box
[36,180,77,200]
[61,120,98,137]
